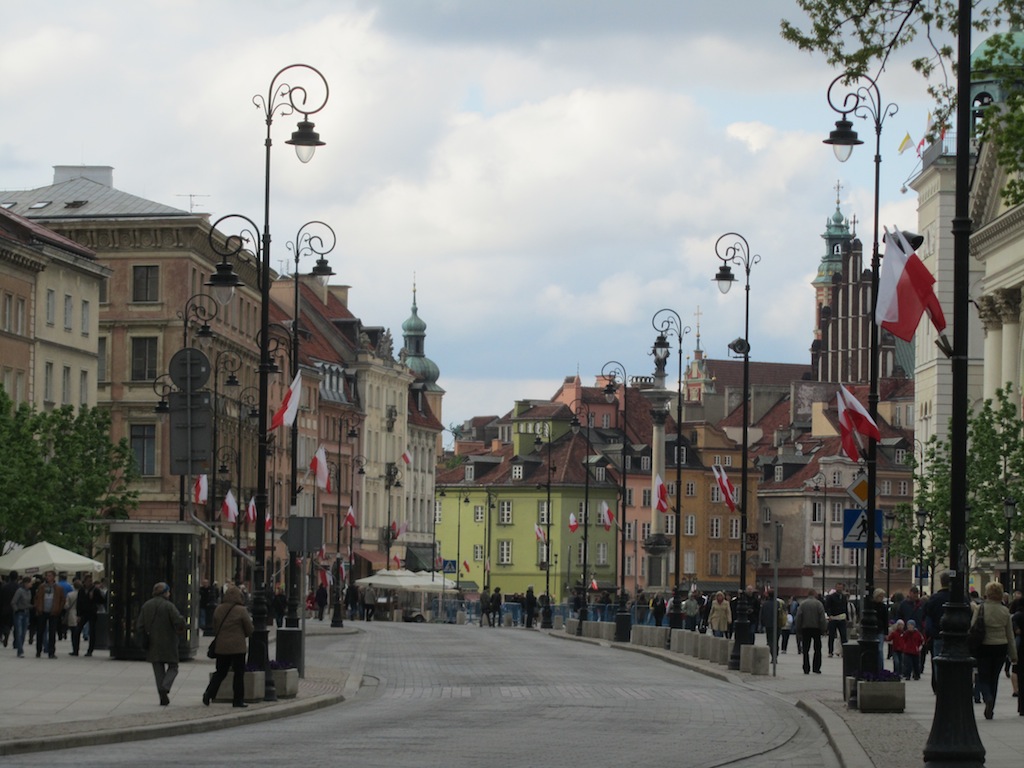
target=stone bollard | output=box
[684,630,699,656]
[553,615,564,630]
[669,629,686,653]
[714,637,730,665]
[456,610,466,625]
[698,633,712,660]
[740,644,755,673]
[750,646,770,675]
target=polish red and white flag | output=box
[463,559,471,573]
[392,554,401,569]
[245,496,257,524]
[401,449,411,465]
[712,465,737,513]
[344,506,357,528]
[265,506,272,532]
[877,227,946,341]
[655,474,669,513]
[534,523,546,542]
[310,445,331,492]
[193,474,208,505]
[270,371,302,431]
[221,490,238,524]
[568,512,579,533]
[599,501,614,531]
[837,384,881,463]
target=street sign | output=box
[842,508,884,549]
[280,517,324,553]
[846,477,869,507]
[442,559,457,574]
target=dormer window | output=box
[512,464,523,480]
[464,464,475,482]
[28,201,51,209]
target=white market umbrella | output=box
[0,541,104,576]
[355,568,425,590]
[408,571,458,593]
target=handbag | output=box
[968,603,986,656]
[208,604,237,658]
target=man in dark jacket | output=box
[524,586,538,629]
[823,583,849,657]
[795,588,828,674]
[923,573,951,690]
[76,574,105,656]
[137,582,186,706]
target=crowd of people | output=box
[0,569,106,659]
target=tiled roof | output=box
[0,205,95,260]
[0,177,190,219]
[702,358,813,392]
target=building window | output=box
[131,337,158,381]
[98,276,108,304]
[602,413,610,428]
[667,481,676,497]
[684,514,696,536]
[709,517,721,539]
[595,466,606,482]
[830,544,842,566]
[675,445,686,465]
[79,370,89,406]
[709,552,721,576]
[685,481,695,497]
[831,470,843,486]
[762,506,771,524]
[511,464,523,480]
[464,464,474,482]
[497,540,512,565]
[577,501,590,520]
[641,456,651,471]
[895,448,907,465]
[723,456,732,467]
[61,366,71,405]
[848,549,860,567]
[132,266,160,302]
[625,555,635,576]
[81,300,90,336]
[474,505,484,523]
[626,488,634,506]
[15,297,25,335]
[811,501,823,523]
[97,337,107,382]
[625,521,635,541]
[1,293,10,331]
[665,515,676,536]
[898,480,909,496]
[498,500,513,525]
[811,544,822,565]
[46,289,55,326]
[473,544,484,562]
[831,502,843,525]
[537,541,547,565]
[710,485,722,503]
[683,550,696,574]
[596,542,608,566]
[538,500,549,525]
[43,362,54,403]
[641,522,651,540]
[774,465,784,482]
[762,547,772,565]
[729,517,740,539]
[130,424,156,475]
[880,480,892,495]
[642,488,652,507]
[63,294,73,331]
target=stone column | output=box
[977,295,1002,403]
[642,376,672,594]
[997,288,1021,397]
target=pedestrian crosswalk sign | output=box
[842,509,884,549]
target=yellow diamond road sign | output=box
[846,477,869,507]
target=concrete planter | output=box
[856,680,905,713]
[211,671,262,703]
[272,668,299,698]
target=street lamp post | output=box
[811,473,828,596]
[916,507,929,595]
[1003,498,1016,592]
[384,462,402,569]
[212,62,328,703]
[713,232,759,670]
[569,401,593,637]
[602,362,632,643]
[823,71,896,678]
[652,309,691,631]
[884,510,897,603]
[534,426,556,629]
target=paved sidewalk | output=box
[558,630,1023,768]
[0,622,356,757]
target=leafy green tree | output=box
[781,1,1024,205]
[0,388,138,554]
[892,387,1024,575]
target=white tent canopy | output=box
[0,541,104,576]
[356,568,457,592]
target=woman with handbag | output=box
[971,581,1018,720]
[202,585,254,708]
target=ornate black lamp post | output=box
[652,309,691,630]
[823,70,898,678]
[210,62,328,703]
[916,507,929,595]
[884,510,897,603]
[1003,498,1016,592]
[712,231,759,670]
[384,462,403,569]
[601,362,632,643]
[569,400,592,636]
[534,426,556,629]
[811,472,829,596]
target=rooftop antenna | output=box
[176,193,210,213]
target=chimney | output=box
[53,165,114,187]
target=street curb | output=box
[795,698,872,768]
[0,691,346,757]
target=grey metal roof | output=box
[0,177,190,220]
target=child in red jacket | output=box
[901,619,925,680]
[886,620,906,676]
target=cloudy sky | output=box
[2,1,953,436]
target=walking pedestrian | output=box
[709,591,731,638]
[76,574,105,657]
[315,583,328,621]
[202,585,254,708]
[795,588,827,674]
[137,582,186,706]
[490,587,502,627]
[524,586,538,629]
[0,570,20,647]
[480,588,491,627]
[363,586,377,621]
[972,581,1018,720]
[10,575,32,657]
[823,582,848,658]
[65,579,81,655]
[33,570,65,658]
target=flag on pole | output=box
[590,578,599,591]
[317,544,326,561]
[712,465,737,512]
[434,553,443,569]
[485,558,490,573]
[193,474,208,505]
[916,112,933,156]
[392,554,401,569]
[897,132,914,155]
[401,449,411,465]
[265,506,272,532]
[534,523,546,542]
[813,543,822,561]
[221,490,238,524]
[319,567,331,588]
[344,506,357,528]
[568,512,579,533]
[655,474,669,513]
[877,227,947,342]
[270,371,302,430]
[310,445,331,492]
[245,496,257,524]
[836,384,881,463]
[463,559,471,573]
[599,500,614,531]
